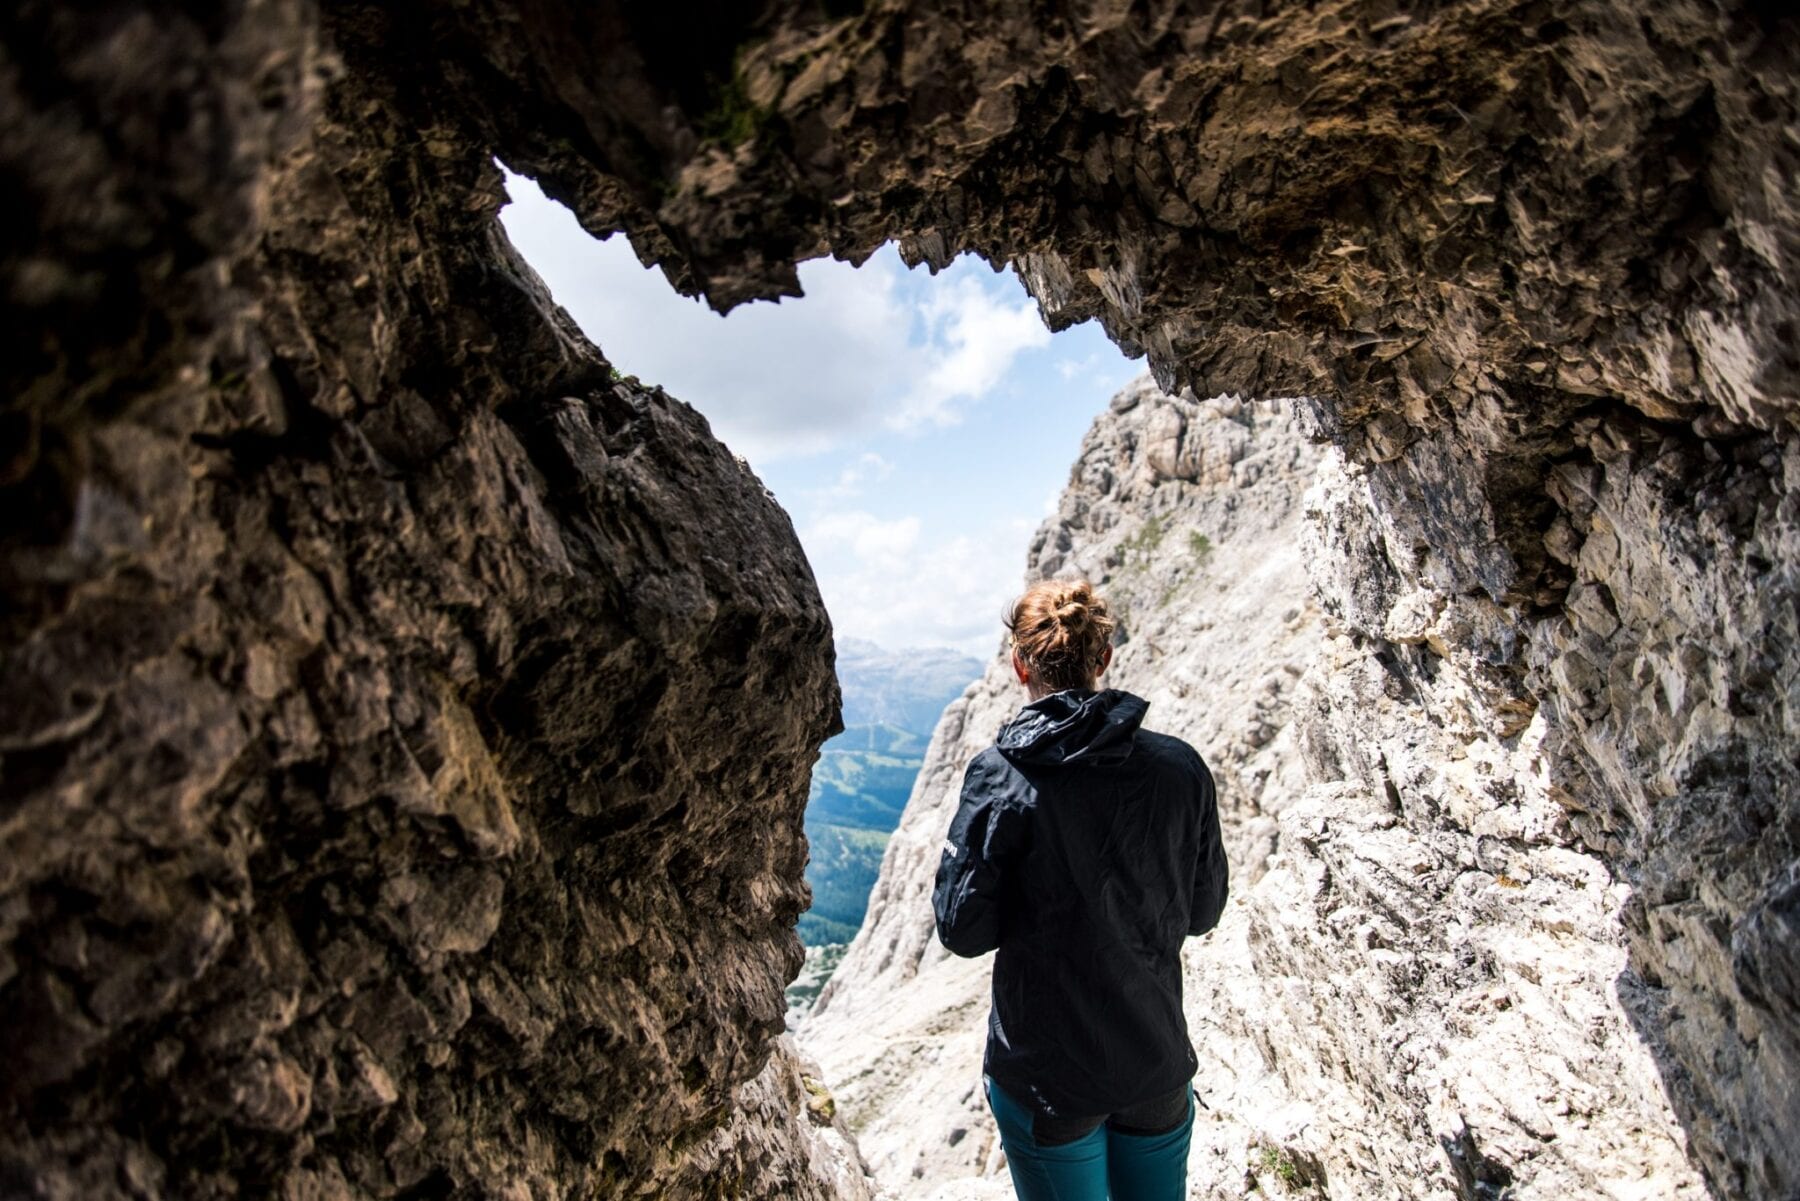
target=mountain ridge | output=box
[798,642,982,948]
[835,639,989,734]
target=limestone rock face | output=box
[4,1,1797,1197]
[509,3,1795,1190]
[801,377,1328,1192]
[802,379,1710,1199]
[686,1037,879,1201]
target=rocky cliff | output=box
[1,5,870,1197]
[3,1,1795,1197]
[801,376,1708,1198]
[801,377,1330,1194]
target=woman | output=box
[933,579,1227,1201]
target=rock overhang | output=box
[2,1,1796,1196]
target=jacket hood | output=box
[996,688,1149,767]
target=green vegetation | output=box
[1256,1145,1301,1187]
[697,69,769,148]
[800,1075,837,1122]
[1117,516,1223,577]
[804,723,925,830]
[1119,513,1167,566]
[208,364,246,397]
[1248,1142,1325,1195]
[1114,518,1220,612]
[795,722,926,944]
[1151,530,1217,609]
[799,823,890,943]
[788,645,978,1014]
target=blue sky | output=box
[500,174,1144,657]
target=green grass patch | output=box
[1257,1144,1301,1186]
[1120,514,1167,566]
[1247,1142,1325,1194]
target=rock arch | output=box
[2,1,1794,1196]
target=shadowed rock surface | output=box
[3,0,1796,1196]
[2,5,863,1196]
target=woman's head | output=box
[1006,578,1115,696]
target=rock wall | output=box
[1,5,870,1197]
[3,1,1796,1197]
[499,2,1798,1190]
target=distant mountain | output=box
[794,641,981,952]
[835,638,988,735]
[798,820,893,945]
[806,723,928,833]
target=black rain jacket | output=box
[932,687,1227,1119]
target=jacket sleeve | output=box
[933,753,1024,958]
[1188,756,1228,937]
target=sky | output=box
[499,173,1145,658]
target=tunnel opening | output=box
[495,168,1157,1012]
[1,3,1795,1199]
[490,155,1745,1199]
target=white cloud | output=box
[896,275,1052,429]
[1054,346,1149,402]
[498,173,1053,464]
[497,172,1104,659]
[804,510,921,562]
[1056,353,1094,380]
[800,510,1039,657]
[810,452,894,501]
[499,174,913,464]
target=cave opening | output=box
[497,166,1361,1193]
[5,3,1795,1199]
[499,169,1143,660]
[497,167,1172,1006]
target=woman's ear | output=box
[1012,650,1031,686]
[1096,645,1113,677]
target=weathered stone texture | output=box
[520,3,1793,1191]
[2,4,854,1197]
[802,378,1709,1199]
[687,1036,878,1201]
[4,0,1797,1197]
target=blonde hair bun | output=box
[1006,578,1115,691]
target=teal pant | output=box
[985,1076,1193,1201]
